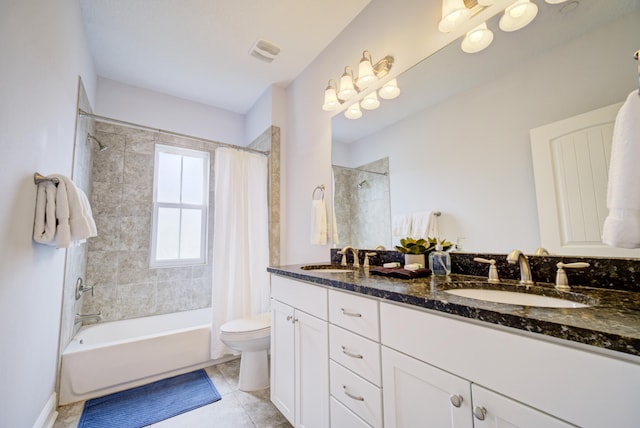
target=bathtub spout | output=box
[75,312,102,324]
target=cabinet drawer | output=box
[330,360,382,428]
[330,397,372,428]
[270,274,327,320]
[329,290,379,340]
[329,324,381,386]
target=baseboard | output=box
[33,392,58,428]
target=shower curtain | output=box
[210,147,270,359]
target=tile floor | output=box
[53,358,292,428]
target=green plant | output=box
[394,237,453,254]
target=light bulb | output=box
[357,51,377,89]
[438,0,471,33]
[461,23,494,54]
[379,78,400,100]
[499,0,538,32]
[361,92,380,110]
[322,83,340,111]
[337,67,357,101]
[345,103,362,120]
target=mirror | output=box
[332,0,640,256]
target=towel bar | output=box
[34,172,60,185]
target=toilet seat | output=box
[220,313,270,341]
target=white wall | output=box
[341,12,639,253]
[281,0,515,264]
[0,0,96,426]
[96,77,245,146]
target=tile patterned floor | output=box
[53,359,292,428]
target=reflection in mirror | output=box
[332,157,391,249]
[332,0,640,257]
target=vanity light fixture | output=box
[461,22,494,53]
[438,0,472,33]
[499,0,538,32]
[345,102,363,120]
[360,91,381,110]
[379,78,400,100]
[357,51,377,89]
[338,66,358,101]
[322,80,341,111]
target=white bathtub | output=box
[59,308,216,405]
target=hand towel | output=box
[53,174,98,243]
[310,199,328,245]
[602,91,640,248]
[33,181,58,245]
[392,214,412,237]
[411,211,432,239]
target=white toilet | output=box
[219,312,271,391]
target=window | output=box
[150,144,209,267]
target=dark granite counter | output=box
[268,263,640,359]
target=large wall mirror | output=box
[332,0,640,257]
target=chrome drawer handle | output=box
[450,394,463,408]
[286,315,292,321]
[341,346,364,359]
[343,385,365,401]
[473,406,487,421]
[341,308,362,317]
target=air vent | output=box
[249,39,281,63]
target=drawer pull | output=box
[449,394,463,408]
[473,406,487,421]
[341,308,362,317]
[343,385,365,401]
[286,315,292,321]
[341,346,364,359]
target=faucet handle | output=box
[363,252,376,268]
[555,262,590,291]
[474,257,500,283]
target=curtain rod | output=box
[332,164,388,176]
[78,109,270,155]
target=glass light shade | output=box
[337,68,357,101]
[461,23,494,53]
[361,92,380,110]
[379,78,400,100]
[545,0,568,3]
[477,0,495,5]
[345,103,362,120]
[438,0,471,33]
[499,0,538,32]
[356,54,377,89]
[322,85,340,111]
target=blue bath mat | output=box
[78,369,221,428]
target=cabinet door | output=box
[471,385,574,428]
[271,299,295,424]
[295,309,329,428]
[382,346,473,428]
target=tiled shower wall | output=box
[333,157,391,249]
[83,123,280,322]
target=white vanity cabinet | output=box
[380,301,640,428]
[328,290,382,428]
[270,275,329,428]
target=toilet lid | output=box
[220,312,270,334]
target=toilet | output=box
[219,312,271,391]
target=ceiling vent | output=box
[249,39,281,63]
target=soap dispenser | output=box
[429,244,451,276]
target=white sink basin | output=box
[444,288,589,308]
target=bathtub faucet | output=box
[75,311,102,324]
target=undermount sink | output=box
[300,265,357,273]
[444,288,590,308]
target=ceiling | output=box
[80,0,371,114]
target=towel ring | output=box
[312,184,325,200]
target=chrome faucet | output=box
[506,249,534,287]
[75,312,102,324]
[338,245,360,267]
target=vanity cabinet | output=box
[270,275,329,428]
[328,290,382,428]
[380,301,640,428]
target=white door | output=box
[295,309,329,428]
[270,299,295,424]
[471,385,574,428]
[530,102,640,257]
[382,346,473,428]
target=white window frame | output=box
[150,144,210,268]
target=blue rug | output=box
[78,369,221,428]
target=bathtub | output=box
[59,308,217,405]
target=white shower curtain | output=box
[210,147,270,359]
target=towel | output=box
[602,91,640,248]
[33,174,97,248]
[33,181,58,245]
[310,199,328,245]
[392,214,412,237]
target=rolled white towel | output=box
[33,181,57,245]
[54,179,71,248]
[53,174,97,243]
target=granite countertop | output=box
[267,264,640,359]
